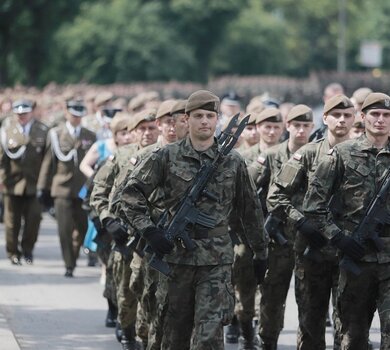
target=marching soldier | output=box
[120,90,268,350]
[37,99,96,277]
[267,95,356,349]
[0,99,49,265]
[248,105,314,349]
[303,92,390,349]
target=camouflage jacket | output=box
[303,134,390,263]
[267,138,338,256]
[121,136,268,266]
[239,143,263,165]
[90,143,140,223]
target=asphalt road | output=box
[0,213,382,349]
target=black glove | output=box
[103,218,128,245]
[91,216,103,233]
[253,258,268,284]
[143,227,174,256]
[296,218,327,249]
[37,189,53,209]
[331,231,365,260]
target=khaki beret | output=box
[185,90,220,114]
[110,112,131,133]
[156,100,176,119]
[128,91,159,112]
[323,94,354,115]
[361,92,390,112]
[246,100,265,114]
[256,108,283,124]
[129,108,157,131]
[171,99,187,115]
[286,104,313,122]
[94,91,113,107]
[351,87,372,105]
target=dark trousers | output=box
[54,197,88,269]
[4,194,42,258]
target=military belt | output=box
[189,226,227,240]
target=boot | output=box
[225,315,240,344]
[121,325,140,350]
[239,320,255,350]
[105,299,117,328]
[116,322,123,342]
[260,337,277,350]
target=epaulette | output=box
[130,157,138,165]
[108,155,115,161]
[327,148,334,155]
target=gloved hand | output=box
[253,258,268,284]
[296,217,327,249]
[143,227,174,256]
[91,216,103,233]
[103,218,128,245]
[37,189,53,209]
[331,231,365,260]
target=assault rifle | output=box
[143,113,249,276]
[339,168,390,275]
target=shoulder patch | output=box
[257,156,266,165]
[130,157,138,165]
[327,148,334,155]
[293,153,302,161]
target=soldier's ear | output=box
[323,114,328,126]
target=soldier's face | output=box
[157,115,177,144]
[66,113,82,127]
[135,120,159,147]
[362,108,390,137]
[256,122,283,146]
[173,113,189,140]
[287,121,313,147]
[16,112,33,126]
[241,124,259,146]
[324,107,355,137]
[114,129,132,147]
[187,109,218,141]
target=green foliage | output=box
[0,0,390,86]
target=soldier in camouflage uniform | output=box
[267,95,355,349]
[303,92,390,350]
[229,108,284,348]
[248,105,314,349]
[90,108,158,350]
[120,90,268,350]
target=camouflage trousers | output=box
[112,250,137,329]
[295,252,340,350]
[259,242,294,344]
[161,263,234,350]
[337,261,390,350]
[102,249,117,306]
[129,253,148,344]
[232,244,258,324]
[147,266,168,350]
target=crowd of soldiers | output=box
[0,83,389,350]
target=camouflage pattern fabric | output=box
[267,138,341,349]
[303,134,390,348]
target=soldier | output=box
[248,104,314,349]
[267,95,356,349]
[0,99,49,265]
[37,99,96,277]
[240,108,284,165]
[239,114,260,150]
[90,108,159,350]
[82,91,114,140]
[303,92,390,349]
[120,90,268,350]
